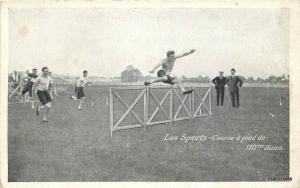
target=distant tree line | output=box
[120,65,289,84]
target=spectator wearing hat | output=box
[226,68,243,108]
[212,71,226,106]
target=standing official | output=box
[212,71,226,106]
[226,68,243,108]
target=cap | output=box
[231,68,236,72]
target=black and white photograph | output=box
[1,1,300,188]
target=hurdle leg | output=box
[109,88,113,138]
[189,88,193,127]
[144,87,149,130]
[191,87,195,125]
[209,87,212,116]
[171,87,175,127]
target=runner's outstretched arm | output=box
[31,78,40,99]
[175,49,196,59]
[49,81,55,95]
[150,61,163,73]
[31,83,37,100]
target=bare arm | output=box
[48,82,53,91]
[83,79,92,87]
[86,78,92,84]
[21,76,29,82]
[150,61,163,73]
[50,79,58,95]
[31,78,40,98]
[175,49,196,59]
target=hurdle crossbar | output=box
[109,85,212,136]
[8,82,22,99]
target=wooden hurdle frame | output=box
[8,81,31,104]
[109,86,212,137]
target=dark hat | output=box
[219,71,224,73]
[231,68,236,72]
[167,50,175,56]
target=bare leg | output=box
[30,98,35,109]
[173,77,186,92]
[36,105,45,116]
[49,91,53,101]
[38,105,45,110]
[78,97,85,110]
[145,76,168,85]
[173,77,193,95]
[70,95,77,100]
[43,103,51,122]
[22,94,25,103]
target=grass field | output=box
[8,85,289,182]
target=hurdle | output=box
[109,85,212,137]
[8,81,31,104]
[8,83,21,99]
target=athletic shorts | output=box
[21,84,33,97]
[75,87,85,99]
[157,70,175,85]
[37,90,52,105]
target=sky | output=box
[9,8,289,79]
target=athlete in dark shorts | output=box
[32,67,53,122]
[37,90,52,105]
[21,69,38,97]
[157,69,176,85]
[75,86,85,99]
[70,70,92,110]
[144,50,196,95]
[21,68,38,108]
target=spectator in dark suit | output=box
[212,71,226,106]
[226,68,243,108]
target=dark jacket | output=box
[226,75,243,92]
[212,76,227,89]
